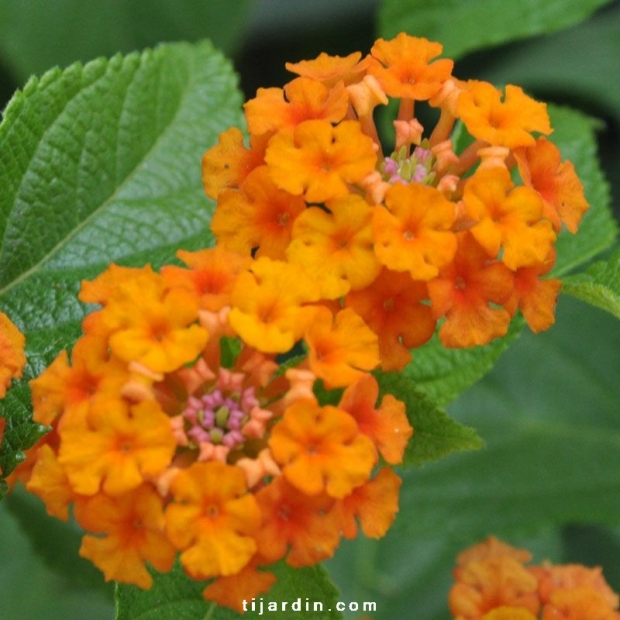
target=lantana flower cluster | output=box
[450,537,620,620]
[204,32,588,369]
[6,32,592,612]
[17,247,410,610]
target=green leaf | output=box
[562,248,620,319]
[0,40,244,480]
[0,499,114,619]
[0,0,253,83]
[378,0,615,60]
[4,487,112,597]
[376,372,483,466]
[116,561,344,620]
[396,295,620,543]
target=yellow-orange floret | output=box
[457,81,552,148]
[229,258,321,353]
[345,267,435,371]
[265,119,377,203]
[514,137,589,234]
[338,374,412,464]
[161,246,252,312]
[269,399,376,498]
[428,232,514,348]
[254,476,340,567]
[74,485,176,589]
[333,467,402,539]
[368,33,453,101]
[285,51,369,88]
[201,127,268,200]
[245,77,349,136]
[304,306,380,388]
[287,194,381,298]
[165,461,260,579]
[58,398,176,496]
[373,182,457,281]
[211,166,306,260]
[462,167,556,270]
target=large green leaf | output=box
[562,247,620,319]
[0,0,253,83]
[0,40,244,483]
[116,561,344,620]
[378,0,615,60]
[397,295,620,543]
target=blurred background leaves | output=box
[1,1,619,619]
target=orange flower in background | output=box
[0,310,26,398]
[211,166,306,259]
[265,119,377,203]
[449,555,541,619]
[457,81,552,148]
[304,307,380,388]
[166,461,260,579]
[245,77,349,136]
[287,195,381,298]
[373,182,457,281]
[451,537,620,620]
[269,399,376,498]
[515,136,589,233]
[369,33,453,100]
[75,485,176,589]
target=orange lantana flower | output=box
[255,476,340,567]
[515,136,589,233]
[542,587,620,620]
[368,33,453,100]
[482,609,537,620]
[58,399,176,496]
[345,267,436,371]
[269,399,376,499]
[229,258,320,353]
[201,127,268,200]
[265,119,377,203]
[449,555,541,619]
[0,310,26,398]
[211,166,306,259]
[338,374,412,464]
[304,307,380,388]
[161,247,252,312]
[166,461,260,579]
[457,81,552,148]
[285,51,369,87]
[373,182,457,281]
[428,233,514,348]
[74,485,176,589]
[287,194,381,298]
[245,77,349,136]
[462,167,555,270]
[334,467,402,539]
